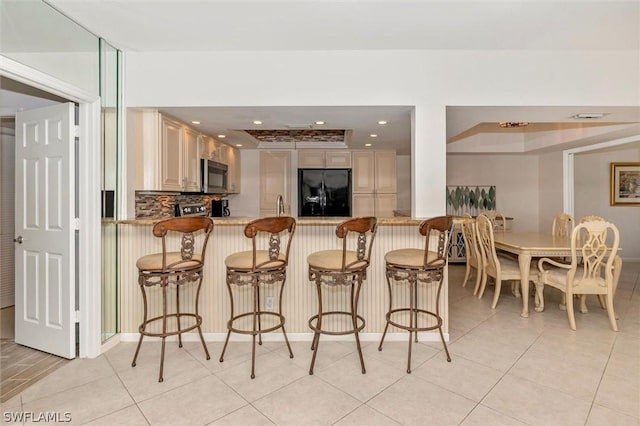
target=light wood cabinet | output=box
[183,127,201,191]
[221,144,241,194]
[160,116,201,192]
[298,150,351,168]
[351,150,397,217]
[374,193,398,218]
[160,116,184,191]
[134,112,202,192]
[260,151,290,217]
[352,194,375,217]
[199,135,220,162]
[352,151,375,193]
[374,151,397,193]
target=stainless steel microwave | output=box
[201,159,228,193]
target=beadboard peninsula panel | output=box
[118,221,450,338]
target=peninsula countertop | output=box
[114,216,426,226]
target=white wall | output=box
[538,151,565,233]
[123,49,639,218]
[574,146,640,261]
[447,154,539,232]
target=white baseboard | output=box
[117,332,449,344]
[100,334,121,353]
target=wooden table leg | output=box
[518,253,532,318]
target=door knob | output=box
[14,236,23,244]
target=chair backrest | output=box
[568,221,620,290]
[244,216,296,270]
[419,216,453,269]
[476,214,500,275]
[152,217,214,270]
[479,210,507,231]
[578,215,604,223]
[460,217,481,267]
[336,216,378,271]
[552,213,575,238]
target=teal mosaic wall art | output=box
[446,186,496,216]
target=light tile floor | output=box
[1,264,638,425]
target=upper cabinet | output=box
[158,115,200,192]
[131,110,243,193]
[220,144,241,194]
[298,150,351,168]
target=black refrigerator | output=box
[298,169,352,217]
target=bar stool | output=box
[379,216,453,373]
[307,217,378,375]
[132,217,214,382]
[220,216,296,379]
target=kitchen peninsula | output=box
[117,216,453,342]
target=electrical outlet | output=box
[265,296,274,311]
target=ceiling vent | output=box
[285,124,313,129]
[571,113,607,119]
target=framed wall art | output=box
[610,162,640,206]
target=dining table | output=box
[492,231,572,318]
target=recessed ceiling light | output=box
[498,121,529,128]
[191,120,201,125]
[315,121,326,125]
[377,120,387,125]
[253,120,263,125]
[369,134,378,138]
[235,144,243,147]
[217,134,226,138]
[572,113,606,119]
[365,143,372,147]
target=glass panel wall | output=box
[0,0,99,96]
[100,39,120,342]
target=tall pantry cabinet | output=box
[352,151,397,217]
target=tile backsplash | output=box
[135,192,222,218]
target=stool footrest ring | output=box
[226,311,286,335]
[138,313,202,338]
[308,311,365,335]
[385,308,443,332]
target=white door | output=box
[15,103,75,359]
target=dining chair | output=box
[479,210,507,232]
[460,217,483,295]
[578,215,604,223]
[476,215,531,308]
[551,213,574,238]
[536,220,620,331]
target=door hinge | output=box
[75,310,81,323]
[74,218,80,230]
[73,125,80,138]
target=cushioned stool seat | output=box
[224,250,286,271]
[385,249,444,269]
[136,253,202,271]
[307,250,368,272]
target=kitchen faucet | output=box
[276,194,285,217]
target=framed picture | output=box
[610,162,640,206]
